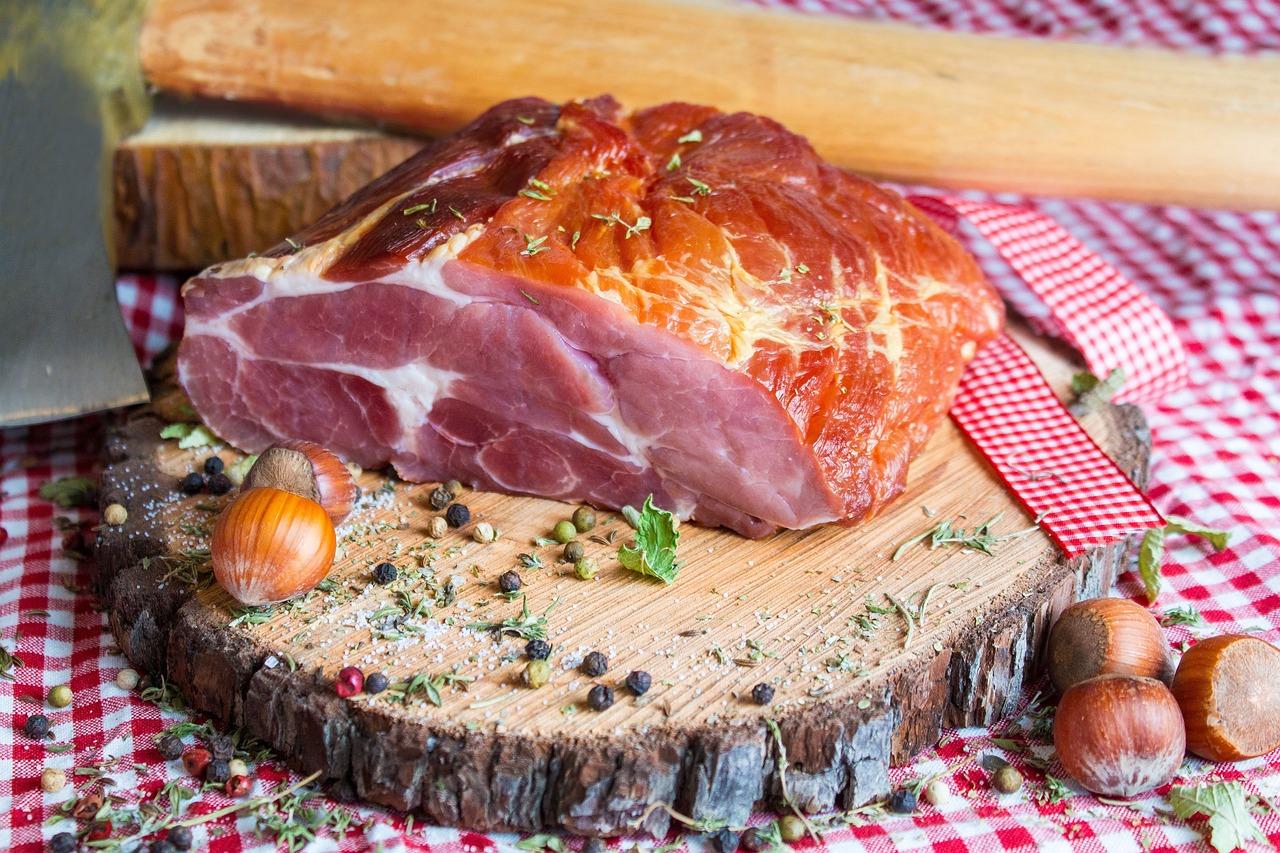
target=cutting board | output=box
[95,326,1149,837]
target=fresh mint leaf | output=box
[1168,782,1268,853]
[617,495,681,584]
[1070,367,1126,402]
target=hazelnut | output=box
[211,487,336,606]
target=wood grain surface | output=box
[113,97,424,270]
[95,328,1149,836]
[138,0,1280,209]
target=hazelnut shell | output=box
[1048,597,1174,693]
[1054,674,1185,798]
[211,486,336,606]
[1170,633,1280,762]
[242,440,357,524]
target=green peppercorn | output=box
[571,506,597,532]
[444,479,463,498]
[47,685,72,709]
[574,558,597,580]
[523,660,552,688]
[428,486,451,510]
[992,765,1023,794]
[552,520,577,544]
[777,815,807,843]
[562,540,585,563]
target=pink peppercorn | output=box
[0,527,8,547]
[335,666,364,698]
[181,747,212,778]
[225,775,252,798]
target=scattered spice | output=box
[206,472,233,495]
[445,503,470,528]
[580,651,608,678]
[523,660,552,688]
[40,767,66,793]
[103,503,128,526]
[225,775,252,798]
[428,486,451,510]
[888,788,917,813]
[178,472,205,495]
[893,511,1041,561]
[572,507,597,532]
[498,571,523,594]
[777,815,806,843]
[47,685,72,709]
[116,668,140,691]
[992,765,1024,794]
[468,594,558,640]
[552,520,577,544]
[750,683,775,705]
[208,734,234,761]
[334,667,365,698]
[525,639,552,660]
[428,516,449,538]
[587,684,614,711]
[924,779,950,806]
[23,713,49,739]
[590,211,652,239]
[710,829,739,853]
[365,672,389,695]
[371,562,398,585]
[49,833,77,853]
[167,825,194,850]
[182,747,212,778]
[206,759,232,784]
[157,734,184,760]
[562,541,585,563]
[473,522,497,544]
[625,670,652,696]
[574,558,598,580]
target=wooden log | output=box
[113,97,424,270]
[94,328,1150,836]
[138,0,1280,209]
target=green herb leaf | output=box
[39,476,98,508]
[677,129,703,144]
[403,203,432,215]
[223,454,258,487]
[617,495,681,584]
[666,152,681,171]
[159,422,221,450]
[1168,782,1268,853]
[1138,526,1166,604]
[1160,605,1208,628]
[687,177,711,196]
[1166,516,1231,552]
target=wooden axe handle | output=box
[140,0,1280,209]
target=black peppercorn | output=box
[203,456,224,475]
[166,825,194,851]
[371,562,398,585]
[428,486,451,510]
[587,684,614,711]
[582,838,606,853]
[739,828,765,852]
[206,472,232,495]
[525,639,551,660]
[150,841,178,853]
[178,472,205,495]
[365,672,389,695]
[445,503,470,527]
[624,670,651,696]
[49,833,78,853]
[206,734,234,761]
[710,829,740,853]
[498,570,522,593]
[562,541,585,563]
[580,651,608,678]
[205,759,232,784]
[156,734,184,761]
[750,683,775,705]
[23,713,50,740]
[888,788,918,814]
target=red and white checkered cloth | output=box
[4,3,1280,851]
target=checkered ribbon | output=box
[914,197,1181,557]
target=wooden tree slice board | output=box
[95,326,1149,837]
[113,96,425,271]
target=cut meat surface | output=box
[178,96,1003,537]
